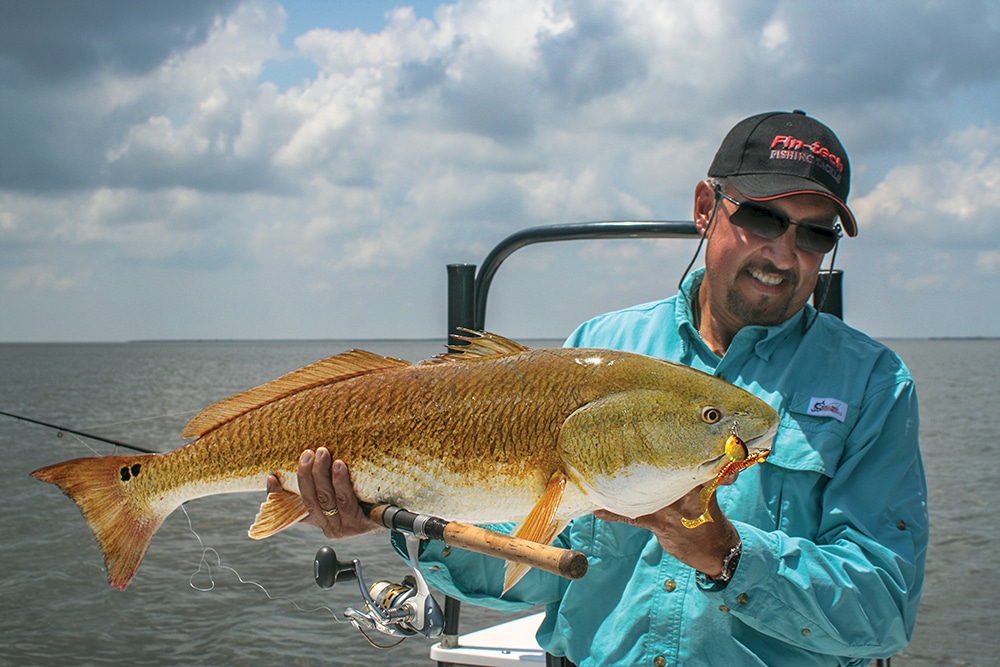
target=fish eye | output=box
[700,407,722,424]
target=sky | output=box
[1,0,999,343]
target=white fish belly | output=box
[574,464,715,519]
[152,472,272,517]
[350,457,595,524]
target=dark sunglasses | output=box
[714,184,842,254]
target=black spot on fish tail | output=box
[120,463,142,482]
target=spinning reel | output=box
[314,534,444,642]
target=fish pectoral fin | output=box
[512,471,568,543]
[501,519,569,596]
[502,472,569,595]
[249,489,309,539]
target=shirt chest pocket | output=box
[720,395,849,536]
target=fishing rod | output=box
[0,409,158,454]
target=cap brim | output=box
[729,174,857,237]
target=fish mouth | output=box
[743,427,776,457]
[704,424,776,473]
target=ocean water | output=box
[0,339,996,666]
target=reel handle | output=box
[314,546,358,589]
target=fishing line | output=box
[177,505,343,623]
[85,409,199,432]
[64,432,102,457]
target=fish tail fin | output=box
[32,454,167,591]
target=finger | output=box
[297,449,318,508]
[310,447,338,515]
[719,472,740,486]
[296,449,327,529]
[594,509,633,525]
[330,459,372,530]
[265,473,281,495]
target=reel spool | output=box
[313,537,443,641]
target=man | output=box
[279,111,928,665]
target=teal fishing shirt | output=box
[405,268,928,666]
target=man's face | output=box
[695,182,839,332]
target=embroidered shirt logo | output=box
[807,397,848,423]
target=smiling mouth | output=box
[748,266,785,287]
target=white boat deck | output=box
[430,612,545,666]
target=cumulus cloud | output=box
[851,122,1000,243]
[0,0,241,82]
[1,0,999,340]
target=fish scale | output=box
[31,332,778,591]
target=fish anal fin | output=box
[249,489,309,539]
[502,471,568,595]
[183,350,412,438]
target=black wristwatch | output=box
[712,540,742,584]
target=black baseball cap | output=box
[708,110,857,236]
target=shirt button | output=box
[736,593,749,606]
[663,579,676,592]
[653,656,667,667]
[441,546,452,557]
[802,628,811,636]
[719,605,731,613]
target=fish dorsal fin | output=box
[182,350,411,438]
[425,330,530,365]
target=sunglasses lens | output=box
[796,226,839,253]
[730,201,839,253]
[730,204,787,240]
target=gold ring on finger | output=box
[322,507,339,516]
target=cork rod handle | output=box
[365,503,588,580]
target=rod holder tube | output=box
[447,264,477,338]
[441,597,462,649]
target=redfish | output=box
[32,332,778,592]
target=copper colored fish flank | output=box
[31,332,779,591]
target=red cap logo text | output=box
[769,135,844,183]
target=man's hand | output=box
[594,480,739,578]
[265,447,384,539]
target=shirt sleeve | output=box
[701,376,928,658]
